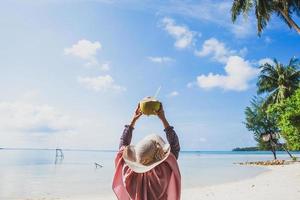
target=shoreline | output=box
[19,163,300,200]
[182,162,300,200]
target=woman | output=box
[112,103,181,200]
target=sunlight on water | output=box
[0,149,299,199]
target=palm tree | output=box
[245,97,279,159]
[276,0,300,34]
[231,0,300,35]
[257,57,300,106]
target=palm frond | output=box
[257,56,300,106]
[231,0,254,22]
[288,57,300,69]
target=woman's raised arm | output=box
[119,104,142,149]
[154,104,181,159]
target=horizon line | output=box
[2,147,300,153]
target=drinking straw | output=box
[153,86,161,99]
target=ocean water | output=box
[0,149,299,199]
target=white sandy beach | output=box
[182,163,300,200]
[26,163,300,200]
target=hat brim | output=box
[123,144,171,173]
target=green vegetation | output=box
[268,89,300,150]
[245,97,279,150]
[244,57,300,158]
[231,0,300,35]
[232,147,259,151]
[232,145,287,151]
[244,97,280,159]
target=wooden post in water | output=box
[56,148,64,158]
[55,148,64,164]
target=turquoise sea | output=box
[0,149,299,199]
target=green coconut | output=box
[139,97,161,116]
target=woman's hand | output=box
[154,103,166,121]
[154,103,170,129]
[129,104,143,128]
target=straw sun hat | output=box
[122,134,171,173]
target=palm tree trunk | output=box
[282,144,294,159]
[270,140,277,160]
[279,10,300,35]
[271,146,277,160]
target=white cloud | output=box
[195,38,235,63]
[258,58,275,66]
[147,56,174,64]
[195,38,247,63]
[230,20,254,38]
[193,38,257,91]
[167,91,179,97]
[78,75,126,92]
[0,101,118,149]
[91,1,255,38]
[159,1,255,38]
[0,101,72,133]
[64,39,101,60]
[64,39,110,70]
[64,40,122,94]
[161,17,197,49]
[196,56,259,91]
[0,101,76,148]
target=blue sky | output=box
[0,0,299,150]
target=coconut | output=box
[139,97,161,116]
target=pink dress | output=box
[112,147,181,200]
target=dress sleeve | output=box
[164,126,180,159]
[119,125,134,149]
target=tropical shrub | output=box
[268,89,300,150]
